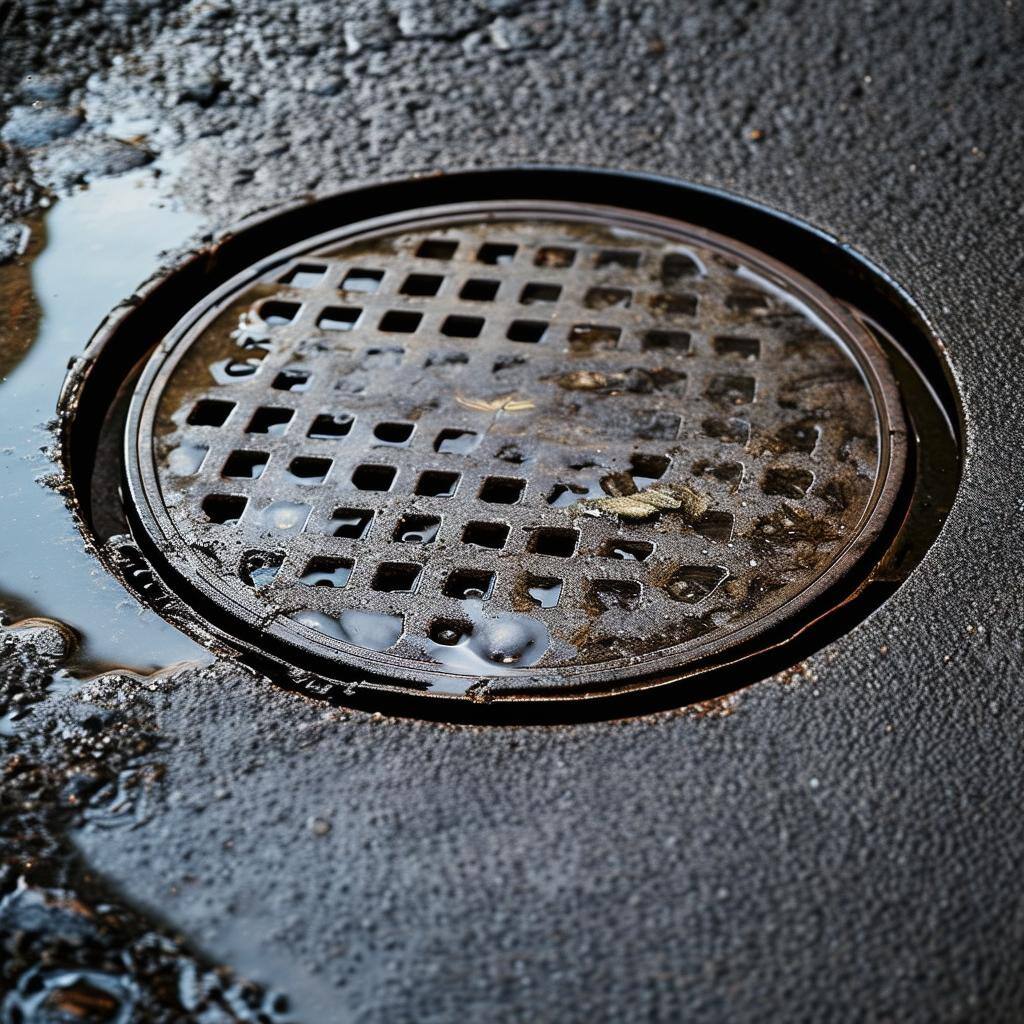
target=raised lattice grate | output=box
[127,203,905,697]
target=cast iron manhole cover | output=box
[117,198,906,702]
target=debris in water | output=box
[569,483,711,523]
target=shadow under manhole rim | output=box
[56,167,961,723]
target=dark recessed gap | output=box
[590,579,642,611]
[441,314,484,338]
[434,429,480,455]
[341,268,384,293]
[642,329,690,352]
[596,249,640,268]
[373,421,415,445]
[318,306,361,331]
[288,456,332,483]
[661,252,700,284]
[714,335,761,359]
[280,263,326,287]
[568,324,620,351]
[429,618,473,645]
[706,374,756,406]
[600,539,654,562]
[520,282,561,304]
[202,494,247,525]
[630,453,671,484]
[239,550,285,588]
[479,476,525,504]
[417,239,458,260]
[762,466,814,498]
[666,565,729,603]
[308,413,354,438]
[444,568,495,600]
[298,556,354,588]
[459,278,500,302]
[477,243,517,265]
[379,310,422,333]
[351,464,397,491]
[702,416,750,445]
[223,450,269,479]
[328,507,373,539]
[462,521,510,550]
[401,273,444,296]
[188,399,235,427]
[246,407,294,435]
[394,514,441,545]
[507,320,547,343]
[259,300,300,325]
[584,286,632,309]
[272,369,312,392]
[415,470,460,497]
[534,246,575,268]
[649,292,698,317]
[528,527,579,558]
[372,562,423,594]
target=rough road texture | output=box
[2,1,1023,1021]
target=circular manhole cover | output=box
[119,198,906,702]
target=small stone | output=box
[1,105,83,148]
[308,816,332,837]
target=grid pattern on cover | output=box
[150,217,881,674]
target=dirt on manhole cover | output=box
[116,199,906,702]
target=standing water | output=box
[0,163,212,675]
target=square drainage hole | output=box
[203,494,247,525]
[298,556,354,588]
[534,246,575,268]
[308,413,354,438]
[444,569,495,601]
[528,527,579,558]
[373,421,415,446]
[246,407,294,435]
[416,470,460,497]
[351,464,397,491]
[479,476,525,504]
[600,539,654,562]
[477,243,517,265]
[417,239,458,260]
[287,456,332,484]
[372,562,423,594]
[401,273,444,297]
[524,575,562,608]
[239,550,285,588]
[188,399,235,427]
[379,310,422,333]
[259,300,300,325]
[341,268,384,293]
[395,515,441,545]
[223,450,269,479]
[462,521,510,550]
[328,507,374,539]
[441,314,484,338]
[280,263,326,287]
[317,306,361,331]
[460,278,500,302]
[272,369,312,392]
[507,320,547,344]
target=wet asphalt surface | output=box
[2,1,1024,1021]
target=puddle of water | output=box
[417,599,552,682]
[0,162,213,674]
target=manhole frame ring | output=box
[122,197,908,700]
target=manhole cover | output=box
[117,198,906,701]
